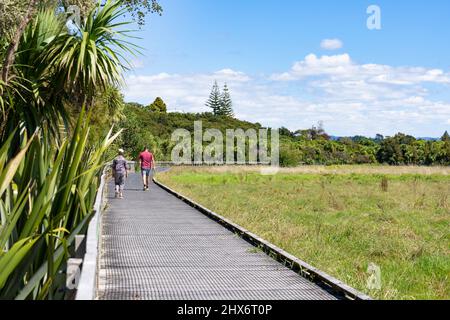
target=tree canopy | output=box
[205,80,222,115]
[0,0,162,39]
[116,102,450,166]
[206,81,235,117]
[147,97,167,113]
[218,83,234,117]
[1,1,137,139]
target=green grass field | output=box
[157,166,450,300]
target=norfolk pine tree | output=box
[206,80,222,115]
[220,83,234,117]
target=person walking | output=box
[139,146,155,191]
[112,149,128,199]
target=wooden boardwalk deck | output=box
[96,173,339,300]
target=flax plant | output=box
[0,109,121,299]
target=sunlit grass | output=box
[158,166,450,300]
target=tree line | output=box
[103,102,450,167]
[279,126,450,166]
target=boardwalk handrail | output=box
[156,161,270,167]
[127,160,272,169]
[153,177,372,301]
[75,166,109,300]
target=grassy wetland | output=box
[158,165,450,300]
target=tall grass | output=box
[0,109,120,300]
[158,167,450,300]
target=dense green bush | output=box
[376,134,450,165]
[280,142,303,167]
[117,103,262,160]
[117,103,450,167]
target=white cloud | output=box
[213,69,251,81]
[123,54,450,137]
[271,53,450,85]
[124,69,251,109]
[320,38,343,50]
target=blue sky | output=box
[122,0,450,137]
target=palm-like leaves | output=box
[2,0,137,140]
[0,110,122,299]
[44,0,137,107]
[0,1,132,299]
[11,9,67,137]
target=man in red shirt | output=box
[139,146,155,191]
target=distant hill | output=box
[118,103,449,166]
[119,103,264,160]
[123,103,262,140]
[417,137,439,141]
[330,135,439,142]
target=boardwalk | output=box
[96,173,338,300]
